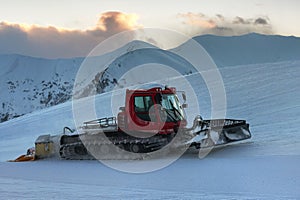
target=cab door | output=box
[128,94,160,133]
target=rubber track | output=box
[59,136,169,160]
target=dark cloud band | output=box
[0,12,140,58]
[178,13,272,36]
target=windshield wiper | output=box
[163,108,177,122]
[169,99,184,120]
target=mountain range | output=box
[1,33,300,122]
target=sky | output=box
[0,0,299,58]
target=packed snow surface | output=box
[0,60,299,199]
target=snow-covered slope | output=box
[1,60,299,159]
[1,33,300,123]
[0,40,197,122]
[0,54,82,122]
[0,60,299,199]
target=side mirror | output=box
[119,107,125,111]
[182,93,186,102]
[182,103,188,109]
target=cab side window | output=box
[134,96,155,121]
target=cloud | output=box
[177,13,272,36]
[216,14,225,21]
[254,17,268,25]
[96,11,139,32]
[0,11,274,58]
[178,12,216,29]
[233,16,270,26]
[233,17,251,25]
[0,11,141,58]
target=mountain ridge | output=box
[194,33,300,66]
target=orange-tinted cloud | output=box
[178,12,272,36]
[97,11,140,31]
[0,11,141,58]
[178,12,216,29]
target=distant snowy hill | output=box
[0,54,83,122]
[1,33,300,122]
[195,33,300,66]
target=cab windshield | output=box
[133,93,186,123]
[161,94,185,122]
